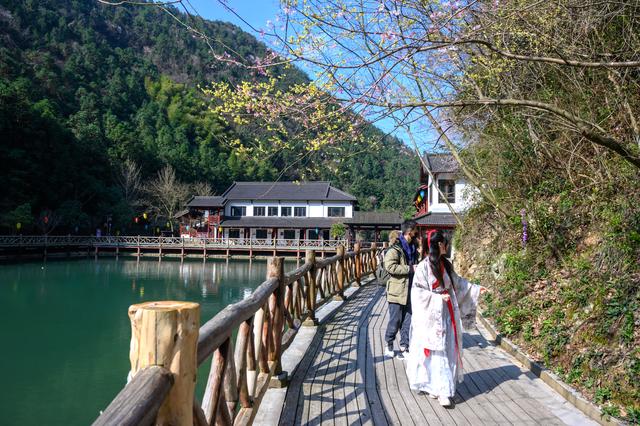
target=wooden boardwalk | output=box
[279,282,596,425]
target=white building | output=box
[413,153,472,231]
[184,181,358,241]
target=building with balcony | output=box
[179,181,401,243]
[412,153,473,234]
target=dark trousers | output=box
[385,301,412,349]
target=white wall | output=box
[429,173,472,213]
[225,200,354,218]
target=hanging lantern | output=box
[166,222,170,228]
[134,217,139,224]
[43,216,49,224]
[156,227,160,234]
[143,212,148,220]
[218,226,222,232]
[16,222,21,230]
[116,230,120,236]
[419,190,425,197]
[144,224,148,230]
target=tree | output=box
[330,222,346,240]
[1,203,33,234]
[143,166,190,232]
[191,181,213,197]
[271,0,640,188]
[115,159,143,208]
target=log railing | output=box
[93,243,378,426]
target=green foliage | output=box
[1,203,33,231]
[330,223,346,239]
[0,0,416,233]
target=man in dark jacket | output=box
[383,220,418,359]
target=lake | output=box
[0,257,275,425]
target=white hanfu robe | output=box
[406,258,481,397]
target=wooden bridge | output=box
[91,244,601,426]
[271,282,598,426]
[0,235,354,259]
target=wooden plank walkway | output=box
[279,282,597,425]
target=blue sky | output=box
[180,1,433,149]
[185,0,281,33]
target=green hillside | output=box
[0,0,417,233]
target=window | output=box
[253,206,265,216]
[438,180,456,203]
[228,229,240,238]
[281,207,292,217]
[283,229,296,239]
[255,229,268,239]
[294,207,306,217]
[327,207,345,217]
[322,229,330,240]
[230,206,246,217]
[308,229,320,240]
[268,206,278,216]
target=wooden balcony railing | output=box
[92,243,378,426]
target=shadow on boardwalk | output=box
[280,282,596,426]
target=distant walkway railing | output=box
[0,235,351,251]
[92,243,378,426]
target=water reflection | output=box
[0,257,268,426]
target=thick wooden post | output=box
[335,245,345,300]
[353,243,361,287]
[303,250,318,326]
[128,301,200,426]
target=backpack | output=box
[375,247,391,286]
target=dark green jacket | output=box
[384,243,411,305]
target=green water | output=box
[0,257,271,426]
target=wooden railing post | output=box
[267,257,287,387]
[128,301,200,426]
[303,250,318,326]
[335,245,346,300]
[202,338,230,424]
[354,243,362,287]
[371,242,378,273]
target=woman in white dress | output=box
[406,230,487,407]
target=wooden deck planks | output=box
[279,281,593,426]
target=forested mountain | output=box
[0,0,417,233]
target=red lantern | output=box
[43,216,49,224]
[134,217,139,224]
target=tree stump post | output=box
[128,301,200,426]
[335,245,346,300]
[303,250,318,326]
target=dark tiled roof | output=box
[414,212,459,226]
[220,216,343,228]
[424,153,459,174]
[187,196,226,208]
[222,182,356,201]
[347,211,403,225]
